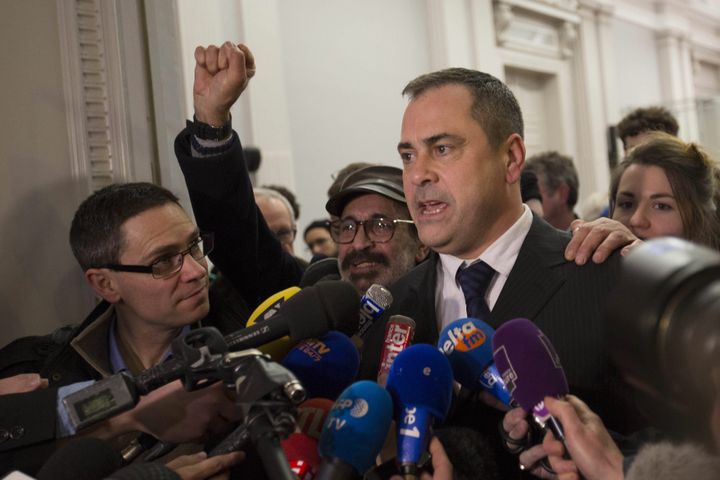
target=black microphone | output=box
[36,436,123,480]
[224,280,359,351]
[104,462,181,479]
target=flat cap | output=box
[325,165,406,216]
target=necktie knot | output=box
[456,261,496,321]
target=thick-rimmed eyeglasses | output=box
[329,217,414,244]
[100,233,214,279]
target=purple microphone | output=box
[492,318,569,443]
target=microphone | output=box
[36,436,123,480]
[104,462,181,479]
[492,318,569,443]
[246,286,301,361]
[317,380,393,479]
[282,331,360,400]
[356,284,393,339]
[300,257,341,287]
[376,315,416,387]
[296,397,334,441]
[282,433,321,479]
[438,317,513,406]
[224,280,360,351]
[385,344,454,478]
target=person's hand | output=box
[542,395,623,480]
[165,451,245,480]
[502,407,556,478]
[390,437,453,480]
[193,41,256,126]
[101,380,240,444]
[0,373,48,395]
[565,218,642,265]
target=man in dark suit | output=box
[358,68,638,478]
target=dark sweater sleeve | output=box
[174,128,303,311]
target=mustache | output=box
[341,249,390,270]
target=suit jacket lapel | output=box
[491,215,567,326]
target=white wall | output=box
[611,18,664,118]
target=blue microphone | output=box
[282,331,360,400]
[385,344,453,478]
[317,380,393,479]
[438,317,512,406]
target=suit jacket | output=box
[360,214,635,434]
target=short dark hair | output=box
[616,106,679,147]
[525,151,579,208]
[262,184,300,220]
[70,183,180,271]
[303,219,331,238]
[402,67,524,150]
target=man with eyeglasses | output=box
[0,182,243,475]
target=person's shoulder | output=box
[0,325,77,377]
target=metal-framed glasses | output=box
[329,217,414,244]
[100,232,214,279]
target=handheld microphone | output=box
[376,315,416,387]
[385,344,454,478]
[356,284,393,339]
[438,318,513,406]
[224,280,359,351]
[104,462,181,479]
[297,398,334,441]
[282,433,321,479]
[246,286,301,361]
[492,318,569,443]
[282,331,359,400]
[36,436,123,480]
[300,257,341,287]
[317,380,393,479]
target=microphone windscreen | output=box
[299,257,340,288]
[246,286,301,360]
[492,318,568,411]
[296,398,334,441]
[386,344,454,422]
[319,380,393,475]
[282,331,360,399]
[282,433,321,480]
[105,462,181,479]
[438,317,494,388]
[286,281,359,340]
[36,436,123,480]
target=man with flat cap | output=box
[175,41,428,324]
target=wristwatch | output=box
[190,114,232,141]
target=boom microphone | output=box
[385,344,454,478]
[36,436,123,480]
[492,318,569,442]
[224,280,359,351]
[438,317,512,406]
[282,331,360,400]
[317,381,393,479]
[376,315,415,387]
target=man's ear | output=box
[504,133,526,184]
[557,182,570,205]
[85,268,121,303]
[415,243,431,264]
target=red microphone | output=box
[376,315,416,387]
[282,432,320,479]
[296,397,333,441]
